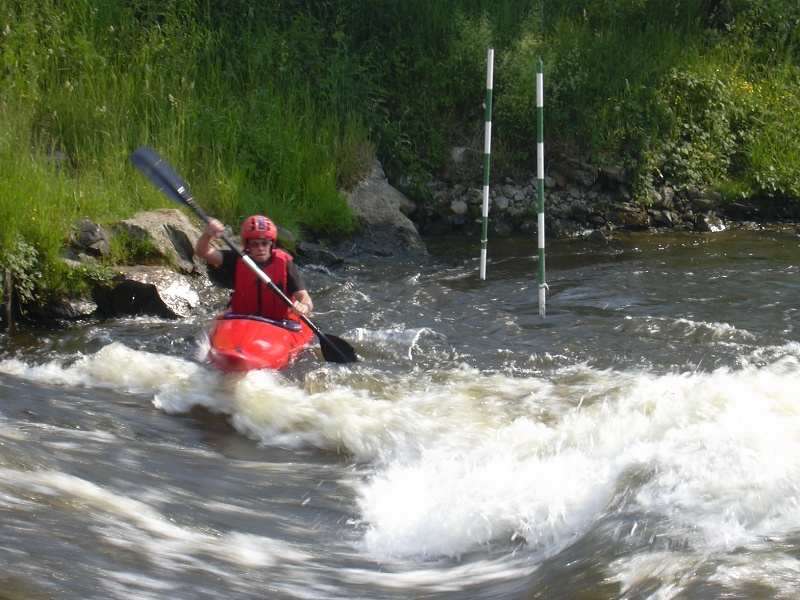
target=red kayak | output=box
[206,312,314,372]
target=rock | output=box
[441,146,482,183]
[72,219,111,257]
[18,262,212,325]
[589,214,606,226]
[466,188,483,204]
[694,213,726,233]
[663,187,676,207]
[494,196,511,210]
[724,202,758,220]
[586,229,609,243]
[45,150,72,171]
[648,209,676,227]
[570,201,590,217]
[565,161,598,187]
[338,160,427,256]
[600,165,626,184]
[550,218,585,238]
[115,208,203,273]
[92,266,206,319]
[691,197,716,211]
[20,297,98,325]
[607,203,650,230]
[296,241,345,269]
[685,188,704,201]
[276,225,297,247]
[490,220,512,237]
[550,169,567,188]
[451,199,468,215]
[451,146,469,162]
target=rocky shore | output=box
[407,156,800,243]
[7,156,799,329]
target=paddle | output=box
[130,145,358,364]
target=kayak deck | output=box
[206,312,314,372]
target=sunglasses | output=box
[248,240,273,248]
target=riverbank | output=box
[3,159,798,333]
[406,156,800,241]
[4,0,800,326]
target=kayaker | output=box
[195,215,314,320]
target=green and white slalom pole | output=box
[480,47,494,280]
[536,57,547,317]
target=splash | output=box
[3,341,800,563]
[355,356,800,559]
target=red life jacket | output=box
[229,248,294,320]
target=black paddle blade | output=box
[130,146,192,205]
[319,334,358,364]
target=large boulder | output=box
[336,161,427,257]
[115,208,203,273]
[92,266,212,319]
[22,210,220,325]
[17,294,100,326]
[90,209,230,318]
[18,264,214,325]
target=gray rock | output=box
[648,209,676,227]
[20,296,98,324]
[92,266,205,319]
[339,160,426,256]
[451,199,468,215]
[587,229,609,243]
[73,219,111,256]
[600,165,626,184]
[694,213,726,233]
[115,208,203,273]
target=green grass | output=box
[1,0,799,309]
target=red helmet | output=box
[240,215,277,243]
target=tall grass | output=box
[1,0,799,308]
[0,0,366,305]
[0,103,127,303]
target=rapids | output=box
[1,227,798,599]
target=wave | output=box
[2,343,800,561]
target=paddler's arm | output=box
[286,262,313,316]
[195,219,225,267]
[291,290,313,317]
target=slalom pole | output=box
[536,57,547,317]
[479,47,494,280]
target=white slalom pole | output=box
[536,57,547,317]
[479,48,494,280]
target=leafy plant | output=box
[0,238,39,306]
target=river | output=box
[1,226,798,599]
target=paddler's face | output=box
[247,239,273,262]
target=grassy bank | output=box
[1,0,799,311]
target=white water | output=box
[4,340,800,562]
[1,230,798,599]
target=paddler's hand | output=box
[291,300,311,317]
[195,219,226,266]
[203,219,225,239]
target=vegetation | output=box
[1,0,799,310]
